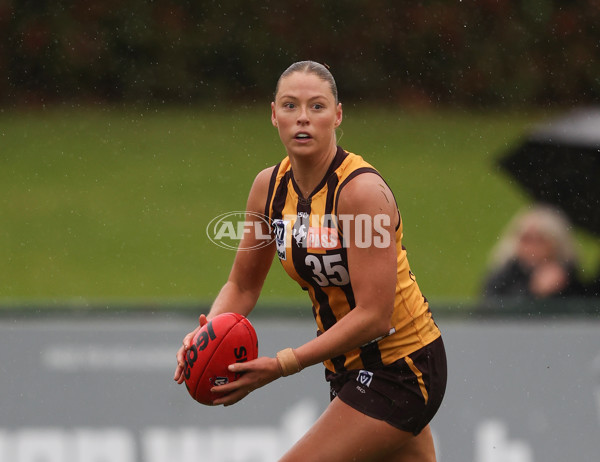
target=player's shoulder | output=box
[337,169,396,216]
[252,164,279,190]
[246,164,279,212]
[339,149,376,172]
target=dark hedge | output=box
[1,0,599,107]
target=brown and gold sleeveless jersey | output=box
[264,146,441,373]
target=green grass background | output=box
[2,106,598,308]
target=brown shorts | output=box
[325,336,447,435]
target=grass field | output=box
[2,106,598,308]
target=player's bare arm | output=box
[174,166,276,384]
[205,166,277,320]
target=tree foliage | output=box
[1,0,599,107]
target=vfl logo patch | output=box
[357,370,374,388]
[272,219,288,260]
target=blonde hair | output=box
[274,61,338,104]
[487,204,579,270]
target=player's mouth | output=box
[294,132,312,142]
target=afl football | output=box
[183,313,258,405]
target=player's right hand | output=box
[173,314,208,384]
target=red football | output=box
[183,313,258,405]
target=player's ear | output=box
[334,103,342,128]
[271,102,278,127]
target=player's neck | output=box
[289,145,337,199]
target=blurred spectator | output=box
[482,204,584,301]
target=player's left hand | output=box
[210,356,282,406]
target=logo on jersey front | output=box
[272,219,289,260]
[292,211,309,248]
[293,223,307,246]
[306,226,341,251]
[291,212,342,252]
[272,213,344,264]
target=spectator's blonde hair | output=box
[487,204,579,270]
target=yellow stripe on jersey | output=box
[404,355,429,404]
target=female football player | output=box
[174,61,447,462]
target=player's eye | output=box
[283,102,295,109]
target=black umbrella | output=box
[499,108,600,236]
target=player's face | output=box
[271,72,342,158]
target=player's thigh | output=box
[388,425,437,462]
[279,397,430,462]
